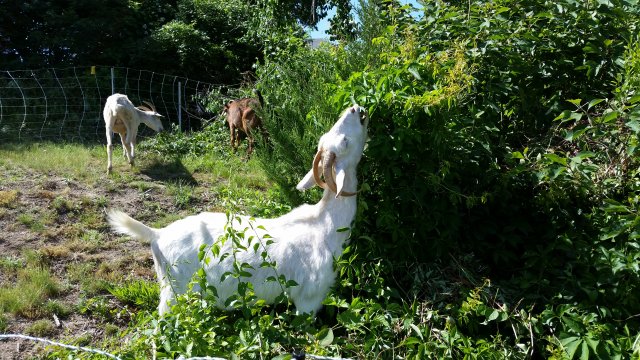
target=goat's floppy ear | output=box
[334,162,347,197]
[296,169,316,191]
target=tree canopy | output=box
[0,0,351,84]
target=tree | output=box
[328,0,356,42]
[0,0,145,69]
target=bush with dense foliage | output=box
[248,0,640,358]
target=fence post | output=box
[111,67,115,95]
[178,81,182,131]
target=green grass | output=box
[0,142,105,181]
[0,313,7,332]
[26,319,56,337]
[67,262,111,296]
[186,154,269,190]
[17,213,46,232]
[166,179,195,209]
[0,265,60,318]
[51,196,77,214]
[108,279,159,311]
[0,255,22,272]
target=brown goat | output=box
[223,91,268,156]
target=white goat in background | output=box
[108,104,368,315]
[103,93,164,174]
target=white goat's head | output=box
[297,105,368,196]
[137,101,165,132]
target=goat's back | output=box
[152,206,340,312]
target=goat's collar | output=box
[337,190,357,197]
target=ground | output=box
[0,145,232,359]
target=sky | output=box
[306,0,421,39]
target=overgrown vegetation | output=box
[1,0,640,359]
[121,0,640,358]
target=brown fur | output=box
[223,94,268,156]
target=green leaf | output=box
[562,315,584,333]
[585,337,600,354]
[567,99,582,106]
[544,153,567,166]
[410,323,424,340]
[601,110,619,123]
[317,327,334,347]
[570,151,595,163]
[487,309,500,321]
[197,268,206,279]
[407,66,422,80]
[626,120,640,133]
[338,310,361,328]
[588,98,605,109]
[554,110,571,121]
[560,336,582,359]
[511,151,524,159]
[271,355,291,360]
[580,340,590,360]
[630,95,640,104]
[402,337,423,346]
[198,244,207,262]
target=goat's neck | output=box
[316,170,358,255]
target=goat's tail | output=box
[107,209,158,242]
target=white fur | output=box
[103,93,164,174]
[108,105,368,315]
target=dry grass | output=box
[0,190,19,208]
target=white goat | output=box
[108,104,368,315]
[103,93,164,174]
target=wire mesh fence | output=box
[0,66,222,143]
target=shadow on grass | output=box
[139,157,198,186]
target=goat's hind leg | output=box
[246,134,255,158]
[118,132,133,165]
[230,125,239,152]
[127,127,138,167]
[106,129,114,174]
